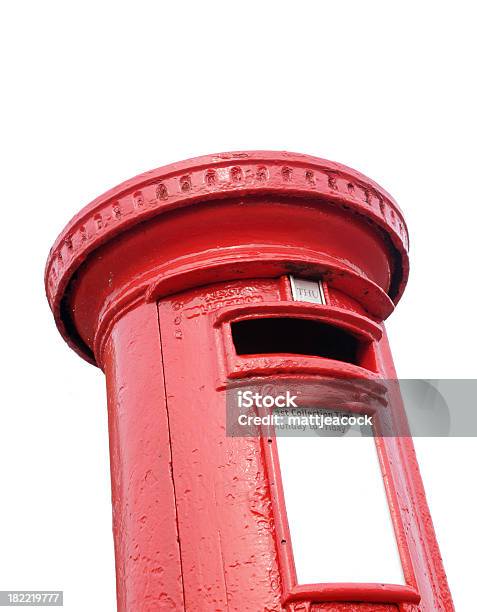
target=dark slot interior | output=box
[231,317,361,365]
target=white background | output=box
[1,1,475,610]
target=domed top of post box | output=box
[45,151,409,365]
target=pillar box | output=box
[45,152,453,611]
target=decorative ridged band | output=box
[45,151,409,312]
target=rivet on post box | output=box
[45,152,453,611]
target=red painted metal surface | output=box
[45,152,453,611]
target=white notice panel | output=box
[276,434,405,585]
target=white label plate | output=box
[289,276,326,305]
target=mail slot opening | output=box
[231,317,364,365]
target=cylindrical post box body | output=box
[46,152,453,611]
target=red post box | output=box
[45,152,453,611]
